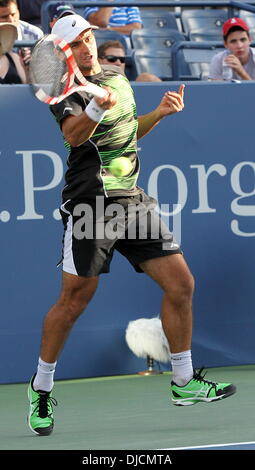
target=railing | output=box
[171,38,255,79]
[40,1,255,33]
[14,1,255,81]
[14,40,37,47]
[171,40,224,79]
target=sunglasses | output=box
[103,55,126,64]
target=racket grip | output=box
[85,82,108,99]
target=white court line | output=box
[159,441,255,450]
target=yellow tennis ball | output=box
[109,157,133,177]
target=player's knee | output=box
[167,272,195,305]
[185,272,195,298]
[67,295,89,320]
[59,280,98,322]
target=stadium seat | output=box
[133,50,172,80]
[239,10,255,42]
[181,9,228,39]
[94,29,132,53]
[171,41,225,80]
[139,9,179,30]
[189,29,223,42]
[131,29,187,51]
[125,52,138,81]
[133,49,193,81]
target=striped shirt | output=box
[50,66,140,200]
[17,20,43,41]
[84,5,142,27]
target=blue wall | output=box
[0,81,254,383]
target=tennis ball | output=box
[109,157,133,177]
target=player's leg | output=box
[28,272,98,436]
[140,253,193,353]
[140,254,236,406]
[118,192,236,405]
[140,253,194,377]
[27,200,115,435]
[39,271,99,365]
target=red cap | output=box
[223,17,249,36]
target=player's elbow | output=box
[69,139,79,148]
[64,131,80,147]
[62,121,82,147]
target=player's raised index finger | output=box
[178,84,185,97]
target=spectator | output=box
[17,0,45,28]
[134,72,162,83]
[97,39,126,73]
[0,22,27,83]
[0,0,43,40]
[48,2,75,29]
[208,17,255,81]
[0,0,43,68]
[84,0,142,35]
[97,40,161,82]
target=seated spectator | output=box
[17,0,45,28]
[98,39,126,73]
[0,21,27,83]
[208,18,255,81]
[0,0,43,69]
[135,73,162,83]
[48,2,75,29]
[97,40,161,82]
[84,0,142,35]
[0,0,43,40]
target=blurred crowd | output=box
[0,0,162,83]
[1,1,255,83]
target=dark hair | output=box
[0,0,17,6]
[97,40,125,58]
[224,25,250,41]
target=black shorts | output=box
[59,192,181,277]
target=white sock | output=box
[170,350,193,386]
[33,357,57,392]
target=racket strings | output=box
[30,38,69,97]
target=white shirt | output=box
[208,47,255,80]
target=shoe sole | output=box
[27,415,53,436]
[27,385,53,436]
[172,387,236,406]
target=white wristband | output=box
[85,98,106,123]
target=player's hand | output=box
[157,84,185,118]
[94,86,117,110]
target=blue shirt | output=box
[84,5,142,27]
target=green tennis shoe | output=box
[27,374,57,435]
[171,368,236,406]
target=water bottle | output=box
[222,57,232,81]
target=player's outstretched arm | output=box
[137,84,185,140]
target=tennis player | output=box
[27,14,236,436]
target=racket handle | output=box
[85,82,108,99]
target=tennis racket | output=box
[29,34,107,105]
